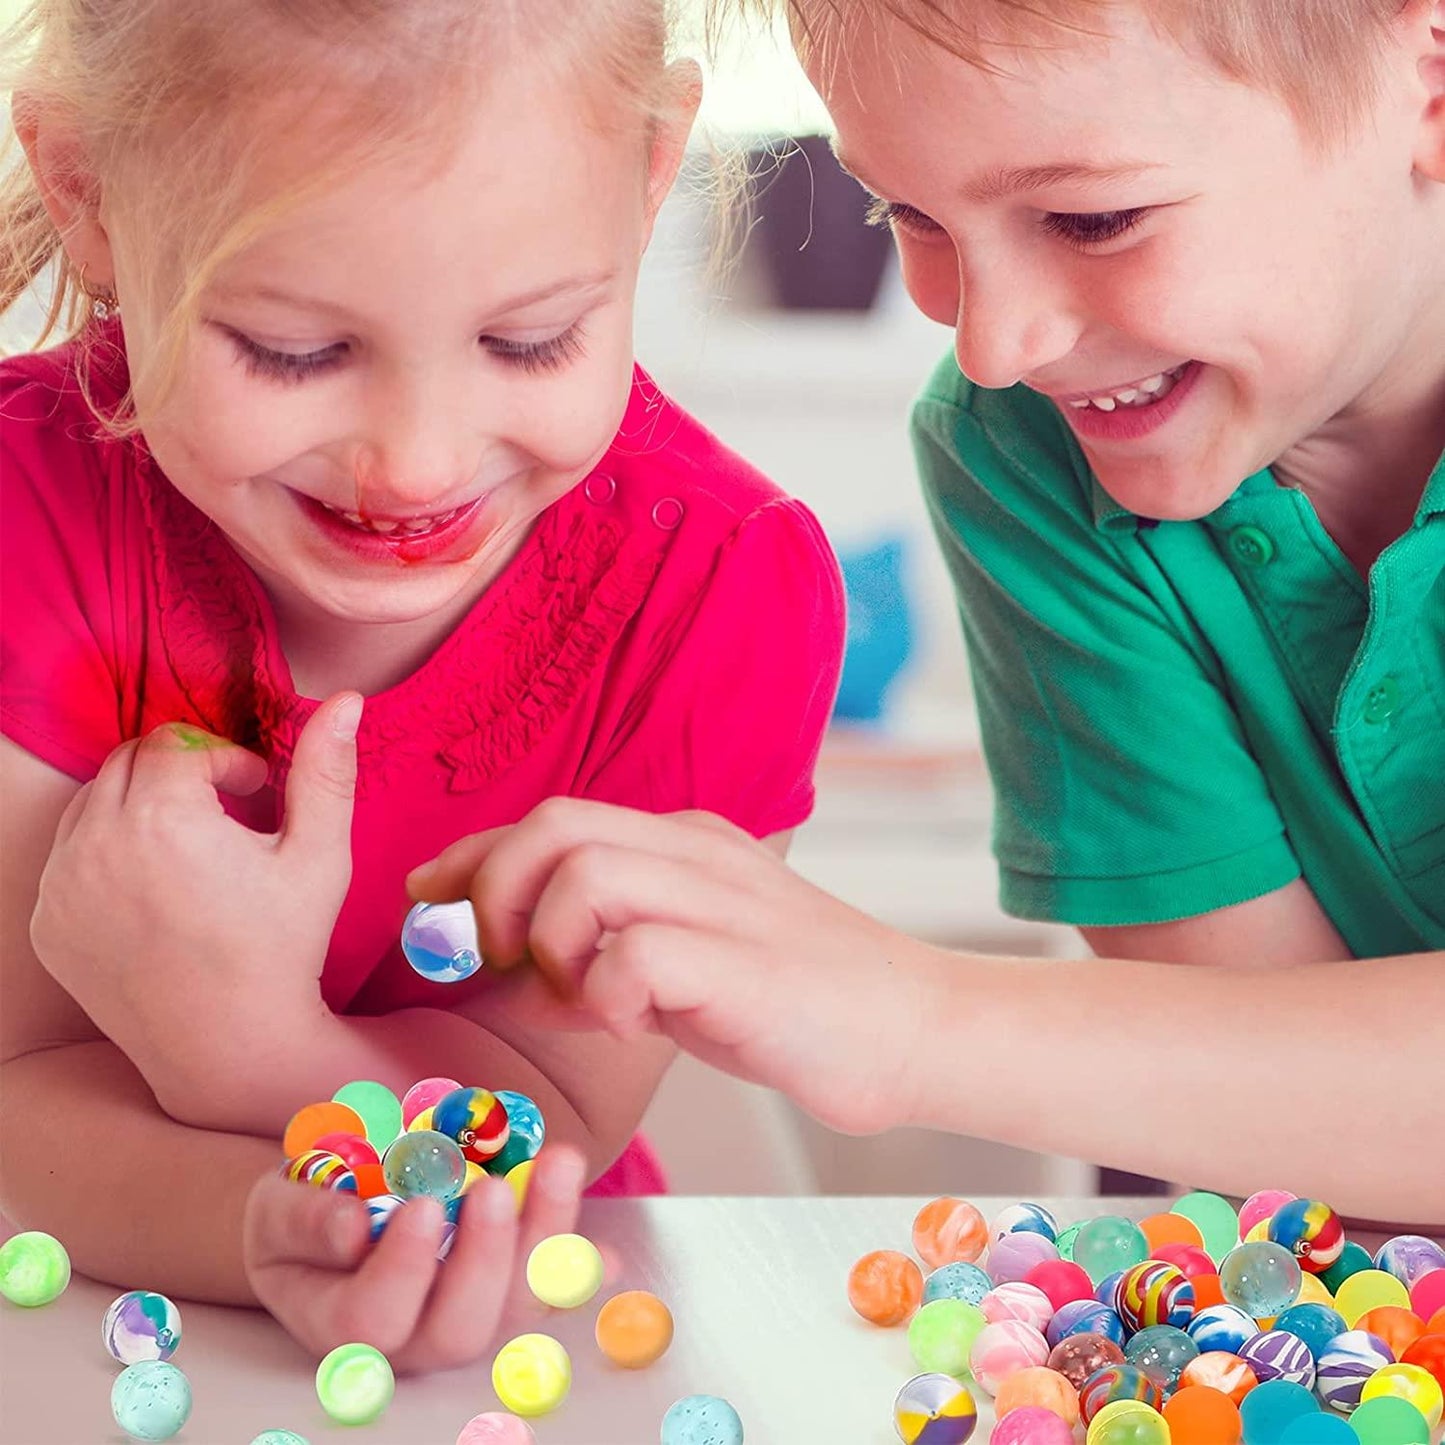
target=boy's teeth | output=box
[1074,364,1187,414]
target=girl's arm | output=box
[410,800,1445,1226]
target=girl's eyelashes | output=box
[864,197,944,236]
[481,323,587,374]
[226,329,347,385]
[221,321,589,385]
[1041,208,1150,248]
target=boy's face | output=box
[111,63,689,635]
[807,7,1442,520]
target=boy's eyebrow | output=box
[834,149,1161,203]
[217,270,619,321]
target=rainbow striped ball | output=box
[893,1373,977,1444]
[1316,1330,1395,1413]
[1268,1200,1345,1274]
[283,1150,358,1192]
[1239,1328,1317,1390]
[1117,1262,1195,1332]
[432,1087,510,1165]
[1078,1363,1163,1424]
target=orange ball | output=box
[283,1100,367,1160]
[994,1366,1079,1426]
[1191,1274,1226,1312]
[1431,1308,1445,1335]
[1357,1305,1427,1358]
[847,1249,923,1326]
[594,1290,674,1369]
[352,1163,388,1200]
[1139,1212,1205,1254]
[912,1197,988,1270]
[1402,1334,1445,1396]
[1180,1352,1258,1405]
[1164,1385,1243,1445]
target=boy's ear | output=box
[641,59,704,245]
[1411,0,1445,179]
[14,94,116,287]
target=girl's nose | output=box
[357,375,480,511]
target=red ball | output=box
[313,1131,381,1170]
[1411,1269,1445,1322]
[1026,1260,1095,1312]
[1153,1243,1218,1280]
[1401,1333,1445,1396]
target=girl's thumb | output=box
[282,692,362,851]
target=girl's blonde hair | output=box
[712,0,1410,145]
[0,0,683,421]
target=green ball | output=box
[1055,1222,1083,1262]
[1320,1240,1375,1294]
[1073,1215,1150,1285]
[1348,1396,1431,1445]
[315,1342,395,1425]
[907,1298,987,1377]
[0,1230,71,1307]
[331,1080,403,1150]
[249,1434,310,1444]
[1169,1191,1239,1264]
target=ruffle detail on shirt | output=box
[133,449,670,795]
[435,506,669,790]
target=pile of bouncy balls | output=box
[848,1191,1445,1444]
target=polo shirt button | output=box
[1363,676,1400,724]
[652,497,684,531]
[584,473,616,504]
[1229,525,1275,567]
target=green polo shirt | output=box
[911,352,1445,956]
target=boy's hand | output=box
[407,800,924,1136]
[243,1144,586,1373]
[29,695,363,1103]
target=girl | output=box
[410,0,1445,1228]
[0,0,844,1370]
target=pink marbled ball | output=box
[989,1405,1074,1445]
[980,1282,1055,1333]
[455,1414,536,1445]
[969,1319,1051,1396]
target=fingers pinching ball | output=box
[111,1360,192,1442]
[0,1230,71,1307]
[316,1342,395,1426]
[660,1394,745,1445]
[102,1290,182,1364]
[402,899,484,982]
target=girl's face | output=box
[804,7,1444,520]
[112,62,690,632]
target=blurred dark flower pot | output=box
[747,134,893,312]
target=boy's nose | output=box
[952,261,1082,392]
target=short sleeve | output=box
[911,363,1300,927]
[581,497,845,837]
[0,368,126,780]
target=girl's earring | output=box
[79,265,119,322]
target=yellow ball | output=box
[1359,1363,1444,1430]
[1243,1219,1270,1245]
[492,1332,571,1417]
[526,1233,604,1309]
[1295,1272,1335,1308]
[506,1159,535,1211]
[408,1106,435,1133]
[1335,1268,1410,1328]
[1087,1400,1167,1445]
[463,1160,486,1192]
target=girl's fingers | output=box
[501,1144,589,1318]
[49,779,96,846]
[396,1175,519,1369]
[525,845,747,994]
[124,722,270,804]
[244,1173,371,1273]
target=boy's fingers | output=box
[525,846,745,993]
[280,692,362,857]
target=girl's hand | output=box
[407,800,927,1136]
[243,1144,587,1373]
[29,695,363,1104]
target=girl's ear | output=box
[1410,0,1445,180]
[14,94,117,286]
[641,59,704,244]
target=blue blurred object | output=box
[833,534,914,724]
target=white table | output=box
[1,1197,1437,1444]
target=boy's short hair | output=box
[716,0,1408,146]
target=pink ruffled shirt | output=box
[0,334,845,1196]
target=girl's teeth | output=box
[322,503,464,535]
